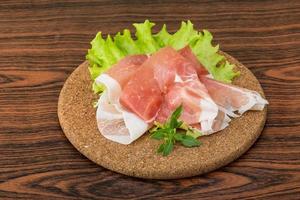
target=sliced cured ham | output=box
[138,47,219,133]
[200,76,268,117]
[119,46,204,123]
[179,46,208,76]
[95,55,149,144]
[95,46,268,144]
[106,55,148,88]
[211,110,231,134]
[119,62,163,122]
[119,46,188,122]
[156,81,219,134]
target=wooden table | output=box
[1,1,299,199]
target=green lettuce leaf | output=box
[133,20,160,54]
[114,29,141,55]
[153,24,172,47]
[190,30,240,82]
[167,20,199,50]
[86,20,239,93]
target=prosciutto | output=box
[119,59,163,122]
[200,76,268,117]
[118,47,200,122]
[106,55,148,88]
[121,47,219,133]
[156,81,219,133]
[179,46,209,76]
[95,46,268,144]
[95,55,149,144]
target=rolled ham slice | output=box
[106,55,149,88]
[210,110,231,134]
[200,76,268,117]
[156,80,219,134]
[95,55,150,144]
[120,47,219,134]
[95,46,268,144]
[119,60,163,122]
[179,46,209,76]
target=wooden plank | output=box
[0,0,299,199]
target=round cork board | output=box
[58,52,267,179]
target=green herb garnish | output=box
[149,105,202,156]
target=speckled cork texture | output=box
[58,52,267,179]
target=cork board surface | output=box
[57,52,267,179]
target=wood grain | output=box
[0,0,299,199]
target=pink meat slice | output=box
[120,46,204,123]
[120,47,218,129]
[150,47,194,92]
[119,58,164,123]
[106,55,148,88]
[200,76,268,115]
[152,47,217,126]
[200,76,246,108]
[190,110,230,134]
[156,81,209,124]
[179,46,208,76]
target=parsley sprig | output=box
[149,105,202,156]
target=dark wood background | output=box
[0,0,299,199]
